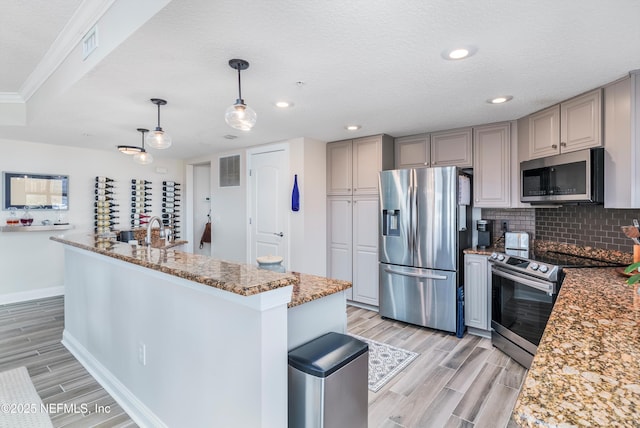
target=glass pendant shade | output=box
[225,100,257,131]
[146,128,172,149]
[133,150,153,165]
[117,145,143,155]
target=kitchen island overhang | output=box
[51,234,351,428]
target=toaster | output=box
[505,232,529,250]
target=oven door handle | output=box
[491,267,555,295]
[384,268,447,280]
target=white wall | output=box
[0,138,184,303]
[185,137,326,274]
[289,138,327,275]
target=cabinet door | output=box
[430,127,473,167]
[327,197,353,299]
[352,136,382,195]
[528,105,560,159]
[327,140,352,195]
[394,134,429,168]
[561,89,602,153]
[473,123,511,208]
[464,254,489,330]
[352,196,379,306]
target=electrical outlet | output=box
[501,221,508,232]
[138,343,147,366]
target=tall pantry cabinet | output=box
[327,135,394,306]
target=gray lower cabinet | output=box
[464,254,491,337]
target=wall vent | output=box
[219,155,240,187]
[82,25,98,60]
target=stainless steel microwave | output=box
[520,147,604,204]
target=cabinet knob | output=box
[551,144,558,149]
[424,162,429,166]
[353,188,357,192]
[432,161,437,165]
[560,142,567,147]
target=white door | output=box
[248,148,289,267]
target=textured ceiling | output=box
[1,0,640,159]
[0,0,83,91]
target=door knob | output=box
[273,232,284,237]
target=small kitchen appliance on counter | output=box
[477,220,492,248]
[505,231,529,257]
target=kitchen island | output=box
[513,267,639,426]
[51,234,351,428]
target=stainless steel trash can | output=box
[288,332,368,428]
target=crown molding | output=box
[19,0,117,102]
[0,93,25,103]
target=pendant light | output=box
[133,128,154,165]
[146,98,172,149]
[225,59,257,131]
[117,145,143,155]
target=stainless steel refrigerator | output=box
[378,167,471,333]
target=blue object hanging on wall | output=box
[292,174,300,212]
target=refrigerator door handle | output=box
[383,267,448,281]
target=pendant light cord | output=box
[156,103,161,129]
[237,66,242,101]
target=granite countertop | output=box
[288,272,352,308]
[463,246,503,256]
[513,267,640,426]
[51,234,351,304]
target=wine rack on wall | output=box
[131,179,152,228]
[162,181,180,239]
[95,176,118,234]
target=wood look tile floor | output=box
[0,297,526,428]
[347,305,526,428]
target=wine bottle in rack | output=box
[162,208,180,213]
[130,213,150,219]
[95,183,115,189]
[96,176,115,183]
[94,214,119,219]
[95,189,115,195]
[162,197,180,202]
[162,181,180,186]
[131,179,152,184]
[94,201,119,208]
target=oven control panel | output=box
[489,252,559,282]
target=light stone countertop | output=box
[51,234,350,305]
[513,267,639,427]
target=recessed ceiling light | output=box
[345,125,361,131]
[441,46,477,60]
[275,101,293,108]
[223,134,238,140]
[488,96,513,104]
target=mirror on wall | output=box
[2,172,69,210]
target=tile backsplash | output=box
[536,206,640,253]
[480,206,640,254]
[479,208,536,244]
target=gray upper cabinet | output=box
[394,134,429,168]
[326,140,353,195]
[430,127,473,167]
[473,122,511,208]
[604,72,640,208]
[327,135,393,195]
[528,89,602,160]
[394,127,473,169]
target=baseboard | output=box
[467,326,491,339]
[62,331,167,428]
[0,286,64,305]
[347,300,379,312]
